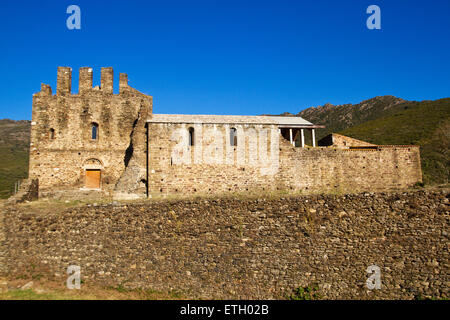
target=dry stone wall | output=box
[6,179,38,204]
[2,189,448,299]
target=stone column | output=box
[312,129,316,147]
[289,129,293,146]
[301,129,305,147]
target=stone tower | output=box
[29,66,152,198]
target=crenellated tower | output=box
[29,66,152,198]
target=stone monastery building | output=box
[28,67,423,200]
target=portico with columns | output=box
[281,125,325,148]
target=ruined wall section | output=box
[29,67,152,196]
[326,133,378,148]
[113,92,152,199]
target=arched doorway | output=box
[83,158,103,189]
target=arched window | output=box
[230,127,237,147]
[91,123,99,140]
[49,128,55,140]
[188,127,194,146]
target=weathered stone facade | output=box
[29,67,152,199]
[28,67,422,200]
[147,121,422,196]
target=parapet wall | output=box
[2,189,448,299]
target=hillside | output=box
[296,95,408,140]
[0,119,30,198]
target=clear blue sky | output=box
[0,0,449,120]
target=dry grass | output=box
[0,277,187,300]
[6,184,449,214]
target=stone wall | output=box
[2,189,448,299]
[147,123,281,197]
[147,123,422,197]
[278,145,422,194]
[6,179,39,204]
[29,67,152,196]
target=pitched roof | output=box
[147,114,316,127]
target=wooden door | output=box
[85,169,101,189]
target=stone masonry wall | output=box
[329,133,377,147]
[147,123,280,197]
[147,123,422,197]
[278,146,422,194]
[29,67,152,197]
[6,179,39,204]
[1,189,448,299]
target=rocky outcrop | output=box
[2,189,449,299]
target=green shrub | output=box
[288,285,320,300]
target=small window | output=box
[91,123,99,140]
[230,127,237,146]
[188,127,194,146]
[49,128,55,139]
